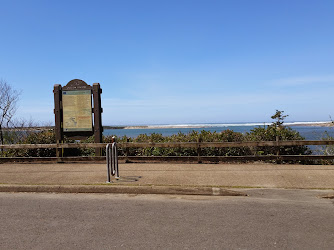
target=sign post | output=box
[53,79,103,157]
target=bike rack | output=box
[106,142,119,183]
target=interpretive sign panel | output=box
[62,90,93,132]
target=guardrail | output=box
[0,140,334,163]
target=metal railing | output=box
[106,142,119,183]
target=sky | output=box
[1,0,334,126]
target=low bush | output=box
[246,125,311,156]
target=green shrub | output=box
[246,125,311,156]
[9,130,94,157]
[318,131,334,164]
[14,130,56,157]
[104,130,252,157]
[245,110,311,161]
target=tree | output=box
[0,80,20,145]
[271,110,288,128]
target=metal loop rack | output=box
[106,142,119,183]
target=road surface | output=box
[1,189,334,249]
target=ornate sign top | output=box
[62,79,92,91]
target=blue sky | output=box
[1,0,334,125]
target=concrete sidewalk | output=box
[1,162,334,195]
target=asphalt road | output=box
[1,189,334,249]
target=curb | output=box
[0,184,247,196]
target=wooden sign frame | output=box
[53,79,103,156]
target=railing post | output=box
[197,137,202,163]
[276,136,281,164]
[56,142,64,163]
[125,137,130,163]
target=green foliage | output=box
[79,135,95,156]
[246,110,311,159]
[318,131,334,164]
[246,125,311,156]
[0,110,313,161]
[105,130,252,157]
[1,130,23,145]
[1,127,312,158]
[2,130,95,157]
[25,130,56,157]
[3,130,57,157]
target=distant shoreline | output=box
[288,122,333,127]
[109,122,334,130]
[3,122,333,131]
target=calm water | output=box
[103,125,334,140]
